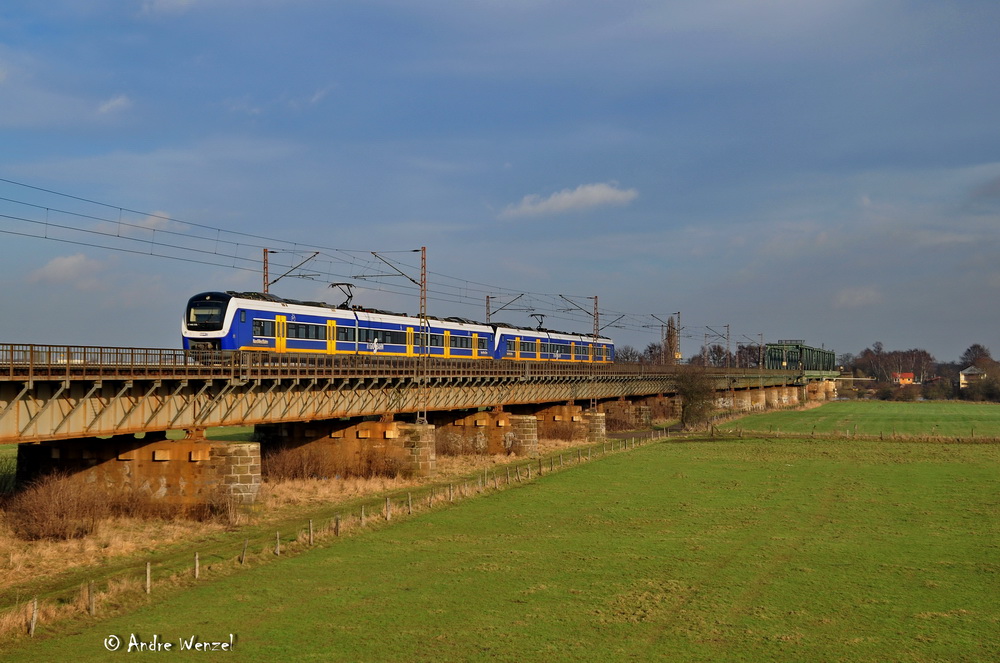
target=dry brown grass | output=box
[0,572,152,640]
[0,514,225,594]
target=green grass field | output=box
[4,434,998,662]
[720,399,1000,438]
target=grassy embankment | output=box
[0,428,626,642]
[719,399,1000,439]
[3,402,998,662]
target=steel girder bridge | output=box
[0,344,832,445]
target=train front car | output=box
[182,291,237,351]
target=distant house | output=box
[891,372,915,385]
[959,366,986,389]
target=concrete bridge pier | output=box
[255,418,436,478]
[750,388,766,411]
[733,390,752,411]
[15,432,261,508]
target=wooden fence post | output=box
[146,562,151,594]
[240,539,248,565]
[29,598,38,637]
[194,553,200,579]
[309,519,314,546]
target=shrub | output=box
[892,385,921,401]
[3,473,184,540]
[922,379,954,400]
[262,443,404,481]
[5,474,109,540]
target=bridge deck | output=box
[0,344,834,444]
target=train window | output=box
[240,310,246,323]
[287,323,324,340]
[450,336,471,349]
[252,319,275,338]
[478,337,488,350]
[359,328,408,345]
[337,327,356,341]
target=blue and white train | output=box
[182,291,615,363]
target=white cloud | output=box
[833,286,883,309]
[499,182,638,219]
[27,254,107,291]
[98,94,132,115]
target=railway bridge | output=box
[1,344,837,506]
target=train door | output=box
[327,320,337,354]
[275,315,287,353]
[406,327,415,356]
[444,330,451,358]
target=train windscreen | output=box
[186,294,229,331]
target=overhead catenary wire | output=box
[0,177,681,337]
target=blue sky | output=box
[2,0,999,363]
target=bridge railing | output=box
[0,343,808,383]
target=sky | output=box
[2,0,999,364]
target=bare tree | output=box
[674,366,715,429]
[642,342,664,364]
[615,345,641,363]
[960,344,993,368]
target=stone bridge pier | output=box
[254,418,436,478]
[15,432,261,508]
[601,399,653,431]
[433,403,608,458]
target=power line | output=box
[0,177,675,336]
